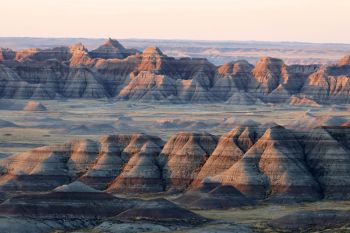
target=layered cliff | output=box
[1,123,350,203]
[1,39,350,104]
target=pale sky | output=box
[0,0,349,43]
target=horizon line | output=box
[1,36,350,46]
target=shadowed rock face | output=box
[0,125,350,203]
[0,144,72,192]
[0,48,15,61]
[209,126,322,201]
[0,119,18,128]
[0,134,164,193]
[89,38,137,59]
[63,68,109,98]
[175,182,253,210]
[0,180,206,228]
[78,135,132,189]
[212,61,254,100]
[191,124,265,188]
[106,134,165,194]
[1,38,350,104]
[159,132,218,191]
[304,127,350,199]
[324,124,350,151]
[0,180,134,219]
[115,198,208,225]
[118,71,177,101]
[81,134,164,191]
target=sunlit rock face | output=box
[191,130,245,187]
[1,38,350,104]
[337,55,350,66]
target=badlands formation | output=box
[1,122,350,231]
[0,38,349,104]
[1,39,350,232]
[2,123,350,201]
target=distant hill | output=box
[1,37,350,65]
[0,38,350,104]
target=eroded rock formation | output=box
[1,123,350,203]
[1,38,349,104]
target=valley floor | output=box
[1,99,350,232]
[1,99,349,155]
[195,200,350,224]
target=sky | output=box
[0,0,349,43]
